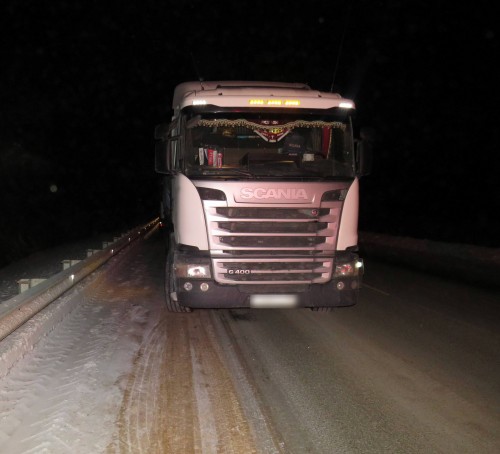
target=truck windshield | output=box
[183,112,355,179]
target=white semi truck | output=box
[155,81,371,312]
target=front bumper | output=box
[175,277,360,309]
[172,247,362,309]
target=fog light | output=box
[200,283,209,292]
[335,263,354,276]
[337,281,345,290]
[184,282,193,291]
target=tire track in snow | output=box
[108,314,201,454]
[187,312,259,454]
[109,309,265,454]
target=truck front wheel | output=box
[165,242,191,313]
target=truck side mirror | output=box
[154,123,175,174]
[355,126,375,176]
[155,140,171,174]
[356,140,373,176]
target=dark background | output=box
[1,0,498,267]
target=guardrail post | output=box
[61,259,81,270]
[18,278,47,294]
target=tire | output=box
[165,238,191,313]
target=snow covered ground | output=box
[359,231,500,288]
[0,239,166,453]
[0,229,498,453]
[0,232,277,453]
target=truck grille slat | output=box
[221,250,323,256]
[223,261,324,271]
[216,207,330,219]
[219,236,326,248]
[218,221,328,234]
[222,273,322,282]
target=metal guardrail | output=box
[0,218,159,342]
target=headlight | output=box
[175,263,212,278]
[321,188,348,202]
[197,187,226,201]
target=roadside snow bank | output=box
[359,231,500,288]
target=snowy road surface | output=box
[0,232,499,453]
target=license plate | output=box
[250,294,299,308]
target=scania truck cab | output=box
[155,81,370,312]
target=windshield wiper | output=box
[218,169,255,178]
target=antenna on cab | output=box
[190,52,205,89]
[330,0,354,92]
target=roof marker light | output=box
[249,99,301,106]
[192,99,207,105]
[339,102,354,109]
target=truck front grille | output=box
[204,204,341,284]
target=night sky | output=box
[1,0,498,267]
